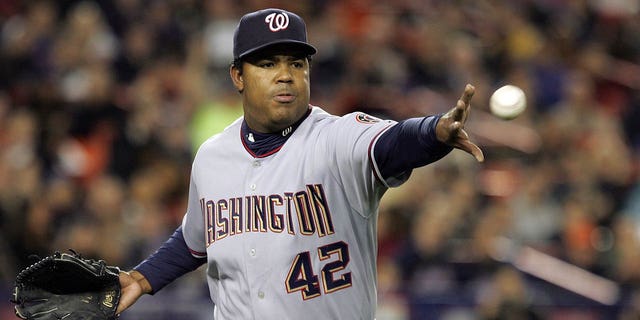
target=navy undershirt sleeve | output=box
[374,115,453,180]
[134,226,206,294]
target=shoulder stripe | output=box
[368,123,394,187]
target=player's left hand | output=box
[116,270,151,315]
[436,84,484,162]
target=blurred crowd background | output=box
[1,0,639,319]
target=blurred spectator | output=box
[476,266,541,320]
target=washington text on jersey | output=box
[201,183,335,246]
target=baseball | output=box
[489,85,526,120]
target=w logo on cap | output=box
[233,8,316,60]
[265,12,289,32]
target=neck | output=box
[241,108,311,157]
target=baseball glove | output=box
[11,250,121,320]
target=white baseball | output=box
[489,85,526,120]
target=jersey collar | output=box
[240,107,311,158]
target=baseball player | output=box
[116,8,483,319]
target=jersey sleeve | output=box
[133,226,206,294]
[373,116,452,181]
[181,169,207,258]
[321,112,398,218]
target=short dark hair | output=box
[231,59,243,75]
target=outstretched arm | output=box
[373,84,483,182]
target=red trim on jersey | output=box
[241,138,283,158]
[188,247,207,258]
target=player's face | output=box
[231,46,311,133]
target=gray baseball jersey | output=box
[182,106,404,319]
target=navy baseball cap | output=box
[233,8,317,61]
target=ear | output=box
[230,64,244,92]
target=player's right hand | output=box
[436,84,484,162]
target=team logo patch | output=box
[355,113,381,124]
[265,12,289,32]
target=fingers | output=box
[453,84,475,123]
[116,289,135,314]
[450,125,484,163]
[116,271,145,314]
[460,84,475,105]
[440,84,484,162]
[115,298,128,314]
[452,100,465,122]
[461,84,483,161]
[460,140,484,162]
